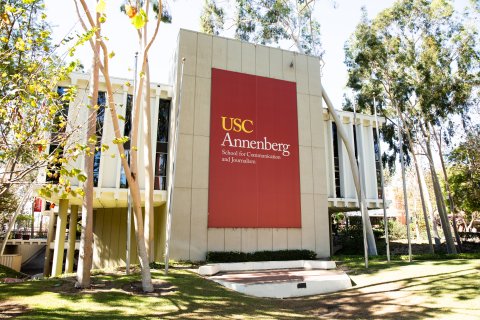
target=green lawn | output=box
[1,258,479,319]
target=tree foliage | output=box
[344,0,480,185]
[199,0,224,35]
[0,188,18,230]
[199,0,323,56]
[448,126,480,215]
[345,0,479,161]
[345,0,480,253]
[0,0,79,198]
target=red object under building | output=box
[33,197,43,212]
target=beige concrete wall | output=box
[169,30,331,261]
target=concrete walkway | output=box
[207,267,352,298]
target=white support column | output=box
[340,116,355,199]
[363,120,378,200]
[43,209,56,277]
[65,204,79,273]
[355,118,368,201]
[52,199,69,276]
[324,115,336,198]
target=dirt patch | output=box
[43,276,177,297]
[121,279,177,296]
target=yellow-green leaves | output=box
[112,136,129,144]
[131,9,148,29]
[77,173,87,183]
[96,0,106,14]
[15,38,26,51]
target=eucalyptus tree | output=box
[74,0,169,292]
[200,0,322,56]
[74,0,100,289]
[200,0,224,35]
[345,0,480,254]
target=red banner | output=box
[33,198,43,212]
[208,68,301,228]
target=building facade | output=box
[39,30,385,275]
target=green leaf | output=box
[77,173,87,183]
[112,136,129,144]
[75,188,85,197]
[131,9,147,29]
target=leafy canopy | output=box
[0,0,81,198]
[200,0,323,56]
[448,126,480,214]
[344,0,480,169]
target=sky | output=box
[44,0,470,109]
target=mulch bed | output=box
[121,280,177,296]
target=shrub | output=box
[206,250,317,263]
[378,219,407,240]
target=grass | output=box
[0,264,27,279]
[0,258,479,319]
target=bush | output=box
[378,219,407,240]
[335,216,365,254]
[206,250,317,263]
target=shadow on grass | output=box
[1,263,479,319]
[284,266,479,319]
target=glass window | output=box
[119,94,133,188]
[93,91,106,187]
[154,99,170,190]
[157,99,170,143]
[353,124,358,161]
[46,87,69,184]
[373,130,383,199]
[332,123,342,198]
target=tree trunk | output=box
[323,89,377,255]
[397,113,434,253]
[0,186,33,256]
[414,212,421,241]
[432,126,462,251]
[30,197,35,237]
[101,57,154,292]
[142,59,155,262]
[467,212,476,232]
[75,0,161,291]
[418,156,441,247]
[129,178,154,291]
[76,26,100,287]
[424,133,457,254]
